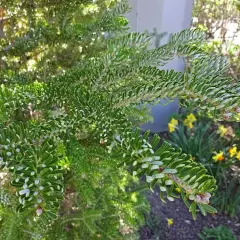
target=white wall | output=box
[127,0,194,133]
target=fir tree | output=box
[0,0,239,239]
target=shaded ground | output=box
[140,190,240,240]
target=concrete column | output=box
[125,0,138,32]
[127,0,194,133]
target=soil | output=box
[140,190,240,240]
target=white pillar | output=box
[127,0,194,133]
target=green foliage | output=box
[212,177,240,217]
[169,117,217,164]
[143,212,167,240]
[0,0,129,81]
[168,114,240,217]
[0,187,11,206]
[168,113,239,171]
[49,140,149,240]
[110,129,217,219]
[0,0,239,238]
[198,225,237,240]
[0,211,22,240]
[193,0,240,79]
[192,0,240,39]
[0,123,66,221]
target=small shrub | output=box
[198,225,237,240]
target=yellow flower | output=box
[217,125,227,137]
[167,218,174,227]
[237,151,240,160]
[168,123,176,132]
[168,118,178,132]
[183,114,196,129]
[175,187,181,193]
[237,112,240,121]
[213,151,224,161]
[229,146,238,157]
[183,119,194,129]
[170,118,178,126]
[186,113,197,123]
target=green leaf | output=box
[203,204,217,214]
[189,202,197,220]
